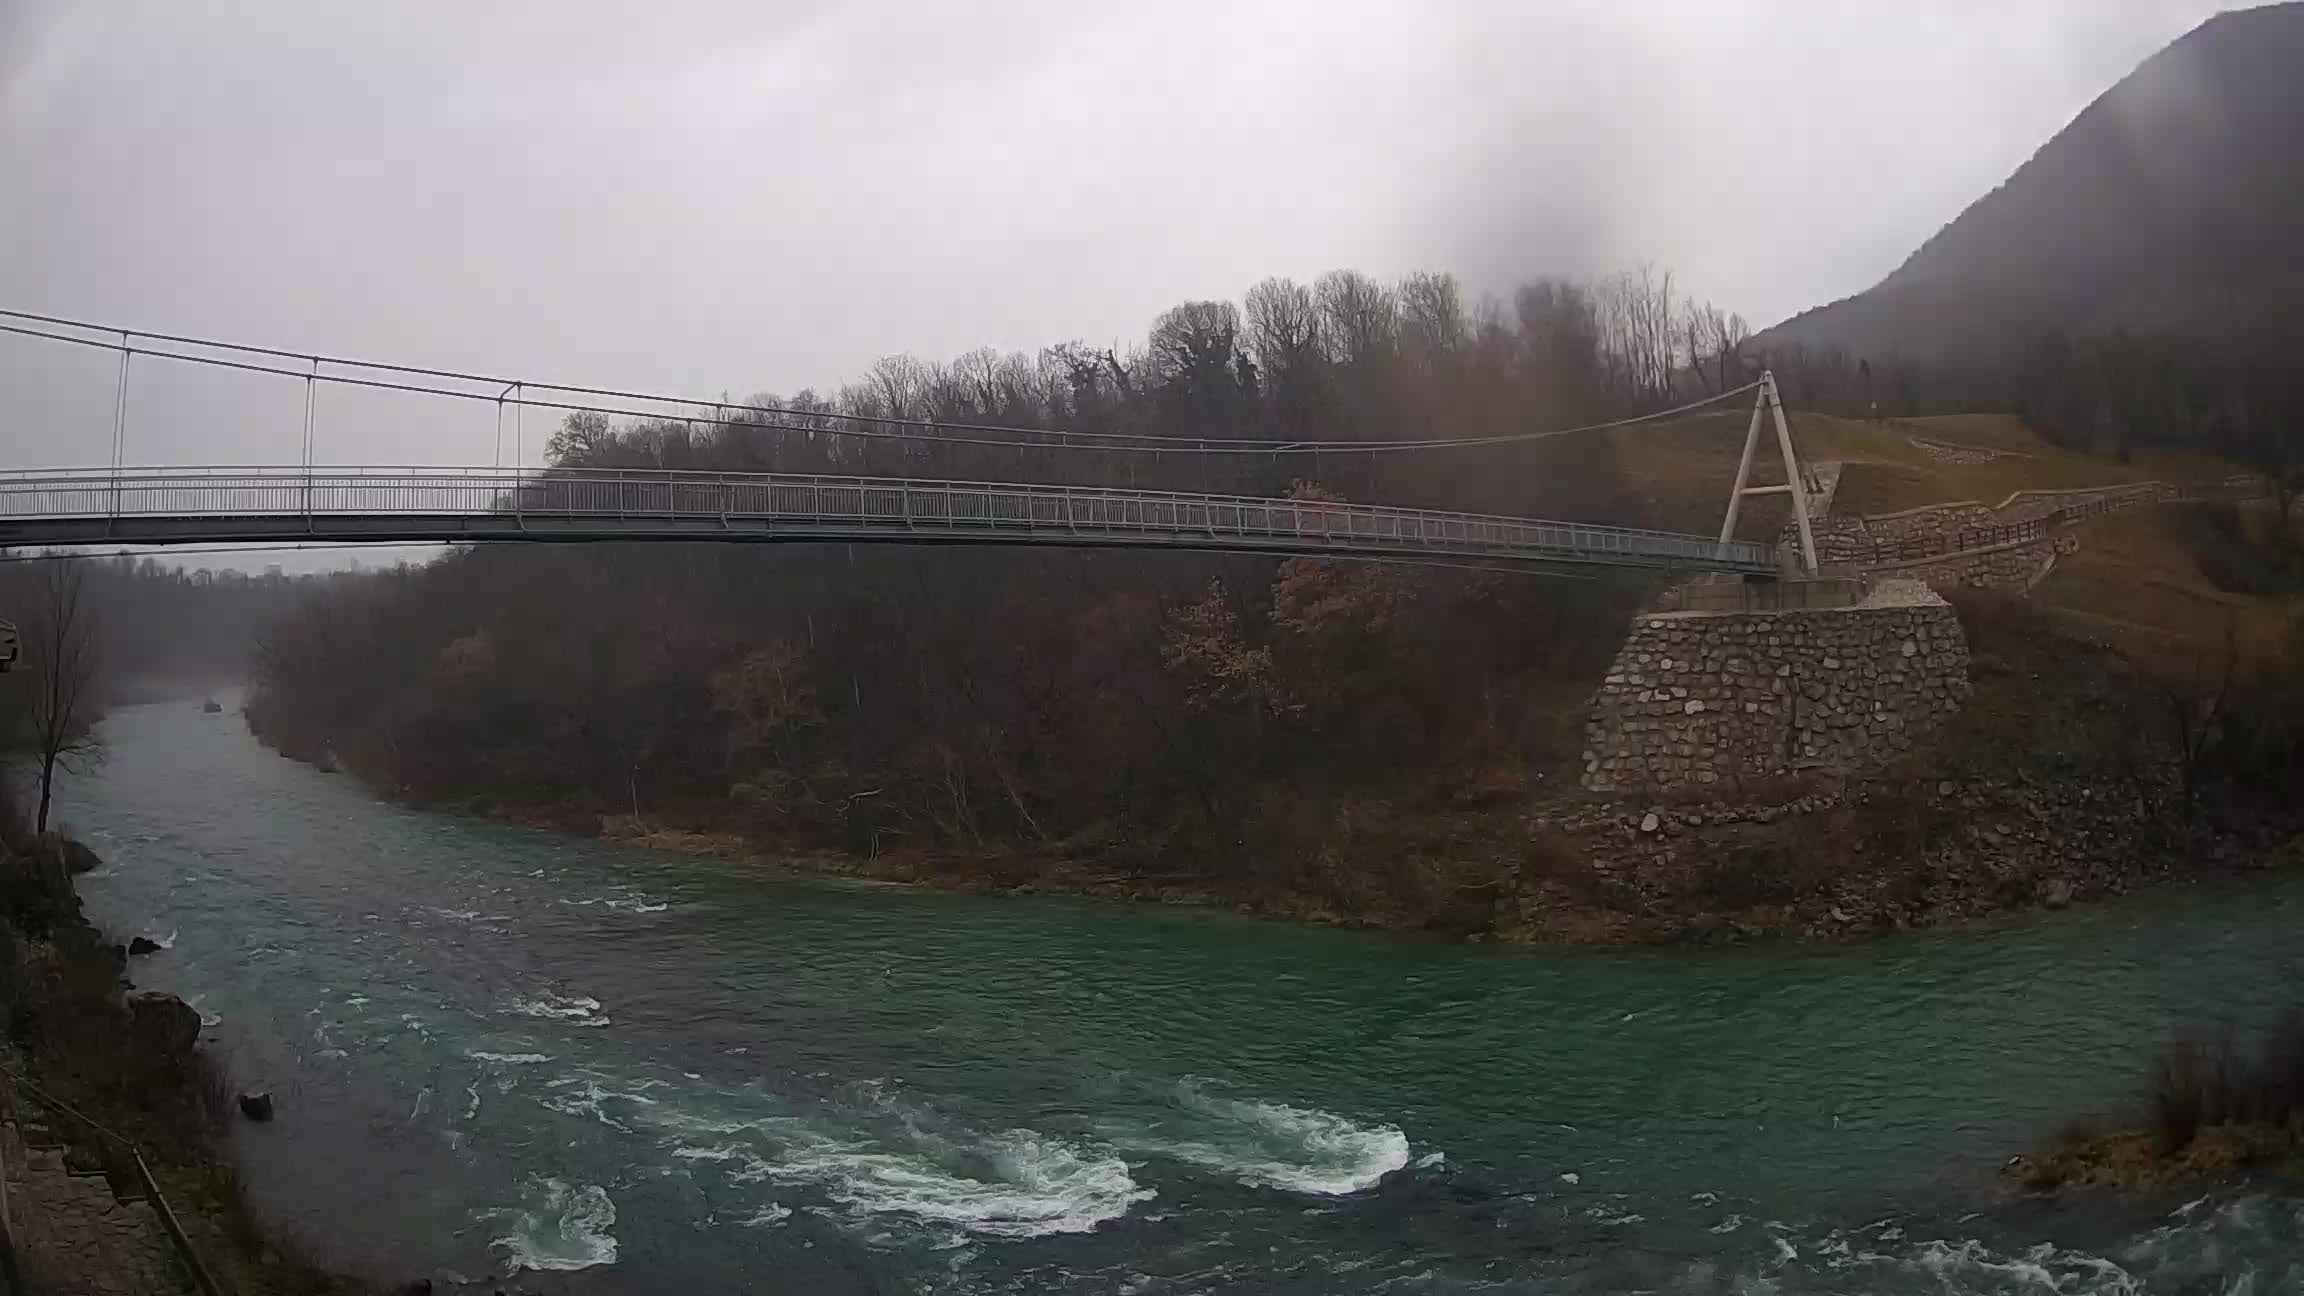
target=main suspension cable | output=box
[0,309,1759,458]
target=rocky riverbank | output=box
[0,830,399,1294]
[1513,765,2303,944]
[450,739,2302,949]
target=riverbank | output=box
[249,584,2304,945]
[2013,1123,2304,1190]
[2011,1015,2304,1193]
[452,763,2303,948]
[0,829,388,1295]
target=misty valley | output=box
[7,4,2304,1294]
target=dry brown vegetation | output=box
[2016,1016,2304,1192]
[1583,406,2245,539]
[2030,503,2302,673]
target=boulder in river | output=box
[2042,878,2076,909]
[237,1091,276,1122]
[58,838,102,875]
[126,935,163,957]
[126,991,201,1060]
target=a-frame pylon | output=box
[1716,370,1819,575]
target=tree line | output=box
[536,265,1751,521]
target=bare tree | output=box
[1314,270,1397,368]
[1396,271,1468,369]
[1595,267,1680,407]
[864,354,936,420]
[1244,277,1326,439]
[1242,277,1322,382]
[1514,279,1606,413]
[2162,614,2239,813]
[1147,301,1246,385]
[1681,298,1751,395]
[546,410,617,466]
[24,558,102,835]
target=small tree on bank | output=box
[22,558,102,834]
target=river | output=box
[53,697,2304,1293]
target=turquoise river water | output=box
[53,698,2304,1293]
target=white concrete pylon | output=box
[1715,371,1820,575]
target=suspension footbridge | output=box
[0,310,1815,576]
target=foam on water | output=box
[671,1143,750,1163]
[1119,1081,1412,1196]
[1586,1202,1646,1227]
[764,1125,1151,1239]
[734,1204,793,1228]
[485,1177,619,1273]
[468,1051,553,1065]
[508,991,611,1028]
[630,1078,1151,1239]
[1677,1201,2304,1295]
[540,1074,663,1132]
[1896,1238,2141,1294]
[560,890,670,914]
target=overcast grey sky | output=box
[0,0,2245,480]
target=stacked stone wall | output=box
[1583,587,1971,794]
[1801,481,2182,567]
[1909,437,2008,465]
[1868,534,2078,592]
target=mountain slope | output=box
[1761,2,2304,363]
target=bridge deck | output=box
[0,468,1781,574]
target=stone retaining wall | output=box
[1909,437,2009,465]
[1867,534,2077,592]
[1805,480,2181,566]
[1653,575,1871,614]
[1582,583,1971,794]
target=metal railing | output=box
[0,1066,227,1296]
[0,466,1782,574]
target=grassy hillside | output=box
[1589,407,2242,537]
[1593,402,2284,671]
[2032,505,2299,672]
